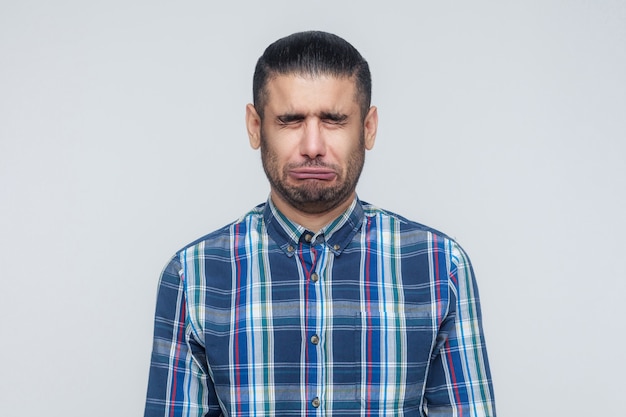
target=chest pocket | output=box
[354,309,436,410]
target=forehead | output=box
[263,74,359,113]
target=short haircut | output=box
[253,31,372,119]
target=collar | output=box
[263,197,364,257]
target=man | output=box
[145,31,496,416]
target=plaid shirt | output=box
[144,198,496,416]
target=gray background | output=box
[1,1,624,415]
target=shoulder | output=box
[359,200,473,262]
[359,200,453,241]
[360,201,476,276]
[174,202,266,257]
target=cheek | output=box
[334,140,363,163]
[261,141,291,174]
[264,133,297,157]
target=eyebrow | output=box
[276,112,349,124]
[276,113,306,124]
[320,112,348,123]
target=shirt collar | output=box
[263,197,364,257]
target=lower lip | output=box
[289,171,337,181]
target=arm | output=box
[144,256,222,417]
[423,242,496,416]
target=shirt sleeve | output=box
[144,255,222,417]
[423,242,497,416]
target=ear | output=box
[363,106,378,150]
[246,103,262,149]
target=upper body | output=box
[144,30,496,416]
[144,197,495,416]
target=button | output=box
[333,244,340,251]
[311,397,320,408]
[304,234,312,243]
[311,272,319,282]
[310,334,319,345]
[287,245,294,253]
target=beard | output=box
[260,131,366,215]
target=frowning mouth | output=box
[289,168,337,181]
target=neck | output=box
[270,191,355,233]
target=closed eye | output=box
[276,114,305,125]
[321,112,348,125]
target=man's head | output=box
[252,31,372,120]
[246,31,378,226]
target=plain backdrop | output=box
[1,1,624,415]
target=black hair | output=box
[253,31,371,119]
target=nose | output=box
[299,120,326,159]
